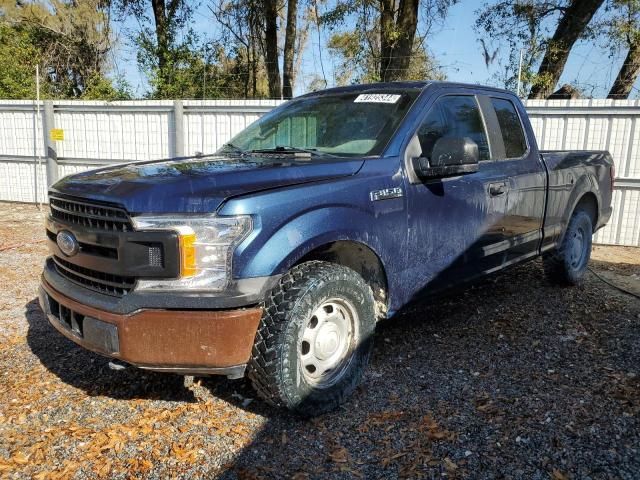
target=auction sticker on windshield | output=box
[354,94,401,103]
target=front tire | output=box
[248,261,376,416]
[543,209,593,286]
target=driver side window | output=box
[417,96,490,161]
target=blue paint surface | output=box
[50,82,614,315]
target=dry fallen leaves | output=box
[328,446,349,463]
[420,414,456,442]
[551,469,570,480]
[443,456,458,472]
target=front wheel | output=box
[248,261,376,416]
[543,209,593,286]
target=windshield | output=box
[219,90,420,158]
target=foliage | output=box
[0,24,44,99]
[605,0,640,98]
[327,31,379,85]
[327,30,445,85]
[0,0,114,98]
[209,0,309,99]
[0,0,125,99]
[606,0,640,49]
[208,0,268,98]
[146,41,270,99]
[116,0,304,99]
[114,0,201,98]
[475,0,606,98]
[81,75,134,100]
[322,0,452,84]
[527,0,604,99]
[474,1,568,94]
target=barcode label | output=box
[354,94,401,104]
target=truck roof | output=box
[298,80,516,99]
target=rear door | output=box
[480,94,546,263]
[401,89,512,298]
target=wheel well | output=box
[296,241,388,319]
[574,192,598,231]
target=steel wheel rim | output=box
[300,298,358,388]
[569,227,586,269]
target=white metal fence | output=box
[0,98,638,246]
[526,99,640,246]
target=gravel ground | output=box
[0,202,639,480]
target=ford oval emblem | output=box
[56,230,79,257]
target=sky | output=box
[111,0,632,99]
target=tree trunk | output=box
[250,8,259,98]
[282,0,298,98]
[528,0,604,99]
[263,0,281,98]
[151,0,168,76]
[388,0,420,80]
[379,0,395,81]
[293,15,310,87]
[608,42,640,99]
[379,0,420,81]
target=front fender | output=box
[236,206,386,278]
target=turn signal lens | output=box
[178,230,197,277]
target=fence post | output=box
[173,100,184,157]
[43,100,58,186]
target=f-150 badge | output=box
[370,187,403,202]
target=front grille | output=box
[52,256,136,297]
[49,195,133,232]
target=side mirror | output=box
[413,137,480,179]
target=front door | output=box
[402,93,512,302]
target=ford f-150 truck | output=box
[39,81,614,415]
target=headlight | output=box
[131,214,252,292]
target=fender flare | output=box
[559,173,601,243]
[237,206,388,279]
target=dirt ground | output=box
[0,202,638,479]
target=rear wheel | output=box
[543,209,593,286]
[248,261,376,416]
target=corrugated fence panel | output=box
[182,100,280,156]
[0,160,47,203]
[594,188,624,244]
[564,117,587,149]
[525,99,640,246]
[0,101,45,158]
[627,120,640,178]
[619,189,640,245]
[0,101,46,203]
[55,102,173,162]
[0,98,638,246]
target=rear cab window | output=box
[490,98,528,158]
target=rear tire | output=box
[248,261,376,416]
[543,209,593,286]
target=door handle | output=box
[489,182,508,196]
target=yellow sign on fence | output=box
[50,129,64,141]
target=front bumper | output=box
[42,257,280,314]
[39,278,263,378]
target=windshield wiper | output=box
[221,143,246,154]
[249,146,337,158]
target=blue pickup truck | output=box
[39,81,614,415]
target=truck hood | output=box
[50,154,364,213]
